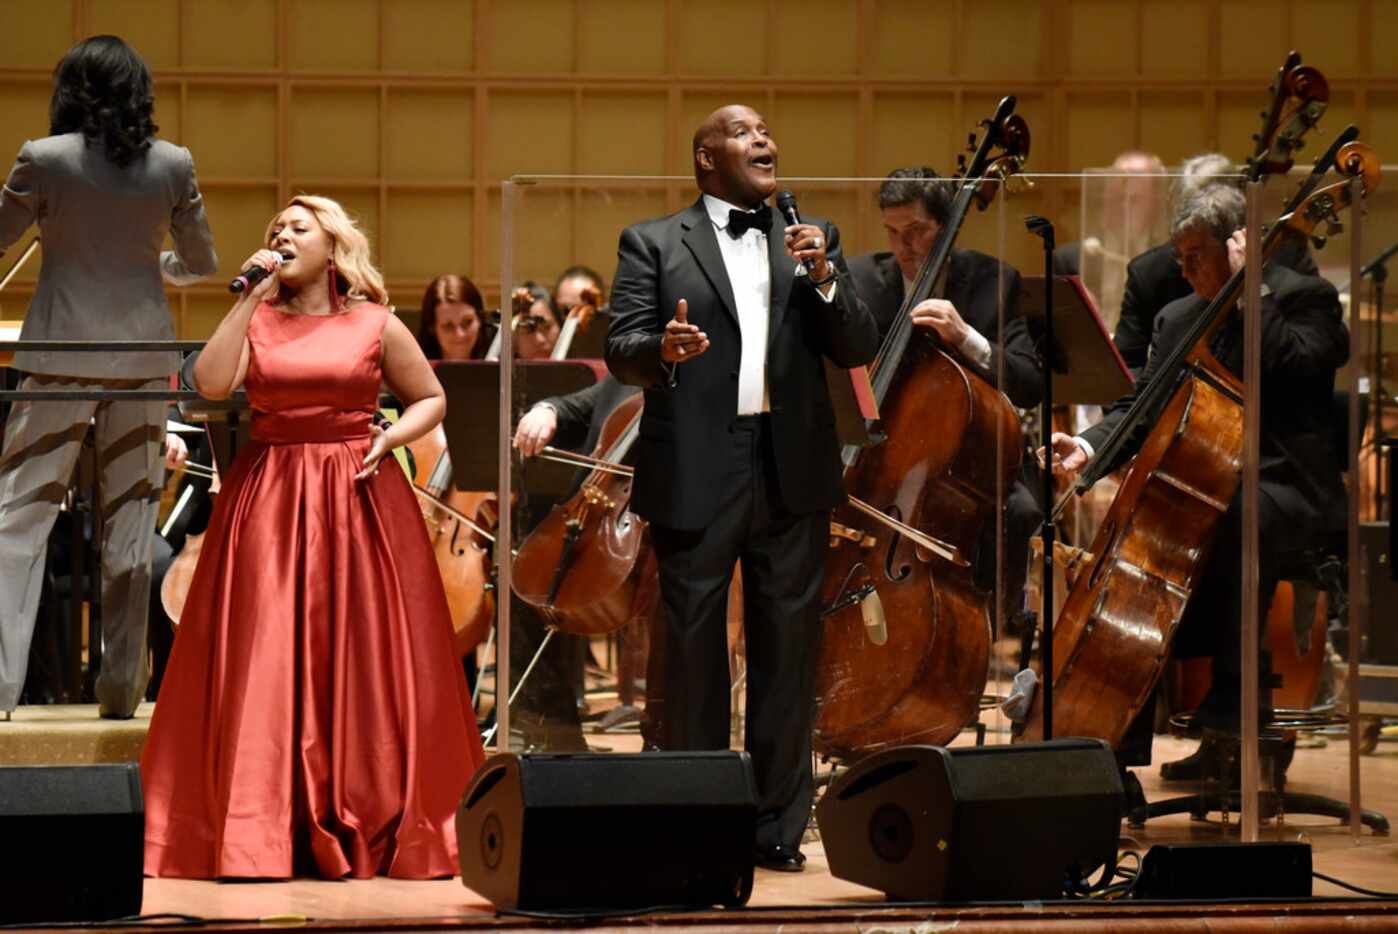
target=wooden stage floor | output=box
[6,706,1398,931]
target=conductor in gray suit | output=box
[0,36,217,718]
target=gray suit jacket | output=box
[0,133,217,378]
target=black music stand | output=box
[561,313,610,361]
[1016,274,1134,406]
[434,360,598,495]
[1015,268,1133,739]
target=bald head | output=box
[692,104,778,208]
[1111,150,1166,175]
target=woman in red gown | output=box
[141,195,484,880]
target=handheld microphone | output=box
[775,190,814,273]
[229,253,286,294]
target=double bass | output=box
[814,97,1030,760]
[1022,129,1380,745]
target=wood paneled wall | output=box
[0,0,1394,334]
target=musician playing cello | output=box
[605,104,877,872]
[1044,183,1347,775]
[847,168,1043,625]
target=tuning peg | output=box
[1311,235,1327,249]
[1326,218,1344,237]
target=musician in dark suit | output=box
[1103,155,1318,378]
[514,372,656,742]
[847,168,1043,616]
[605,104,877,871]
[1046,184,1347,769]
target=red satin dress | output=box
[141,302,484,880]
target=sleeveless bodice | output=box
[245,302,388,444]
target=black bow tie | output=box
[727,208,772,238]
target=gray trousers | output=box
[0,374,166,715]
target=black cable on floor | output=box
[1313,871,1398,899]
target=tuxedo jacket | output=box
[845,249,1042,409]
[1082,263,1348,526]
[0,133,217,379]
[605,198,878,530]
[1115,233,1317,378]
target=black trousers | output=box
[649,415,827,852]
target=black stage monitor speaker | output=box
[817,739,1122,902]
[0,763,144,924]
[457,751,757,911]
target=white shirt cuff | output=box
[959,328,992,368]
[1072,435,1094,459]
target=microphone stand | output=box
[1369,250,1390,518]
[1025,215,1055,740]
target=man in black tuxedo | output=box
[847,167,1042,617]
[1045,184,1347,774]
[605,104,877,872]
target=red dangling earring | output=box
[327,257,342,313]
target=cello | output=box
[511,393,661,636]
[404,286,536,655]
[814,98,1030,760]
[1021,130,1380,746]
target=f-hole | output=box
[883,505,912,583]
[448,520,468,557]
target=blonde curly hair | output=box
[264,194,389,306]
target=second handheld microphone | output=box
[229,252,287,294]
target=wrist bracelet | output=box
[810,269,837,287]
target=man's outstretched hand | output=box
[661,298,710,363]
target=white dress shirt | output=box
[704,194,772,414]
[703,194,839,416]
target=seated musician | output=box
[554,264,605,316]
[514,370,660,744]
[1113,153,1317,379]
[552,265,610,359]
[1044,183,1348,778]
[847,167,1043,622]
[411,271,584,749]
[514,281,562,360]
[416,273,492,362]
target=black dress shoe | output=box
[1161,736,1224,782]
[754,844,806,872]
